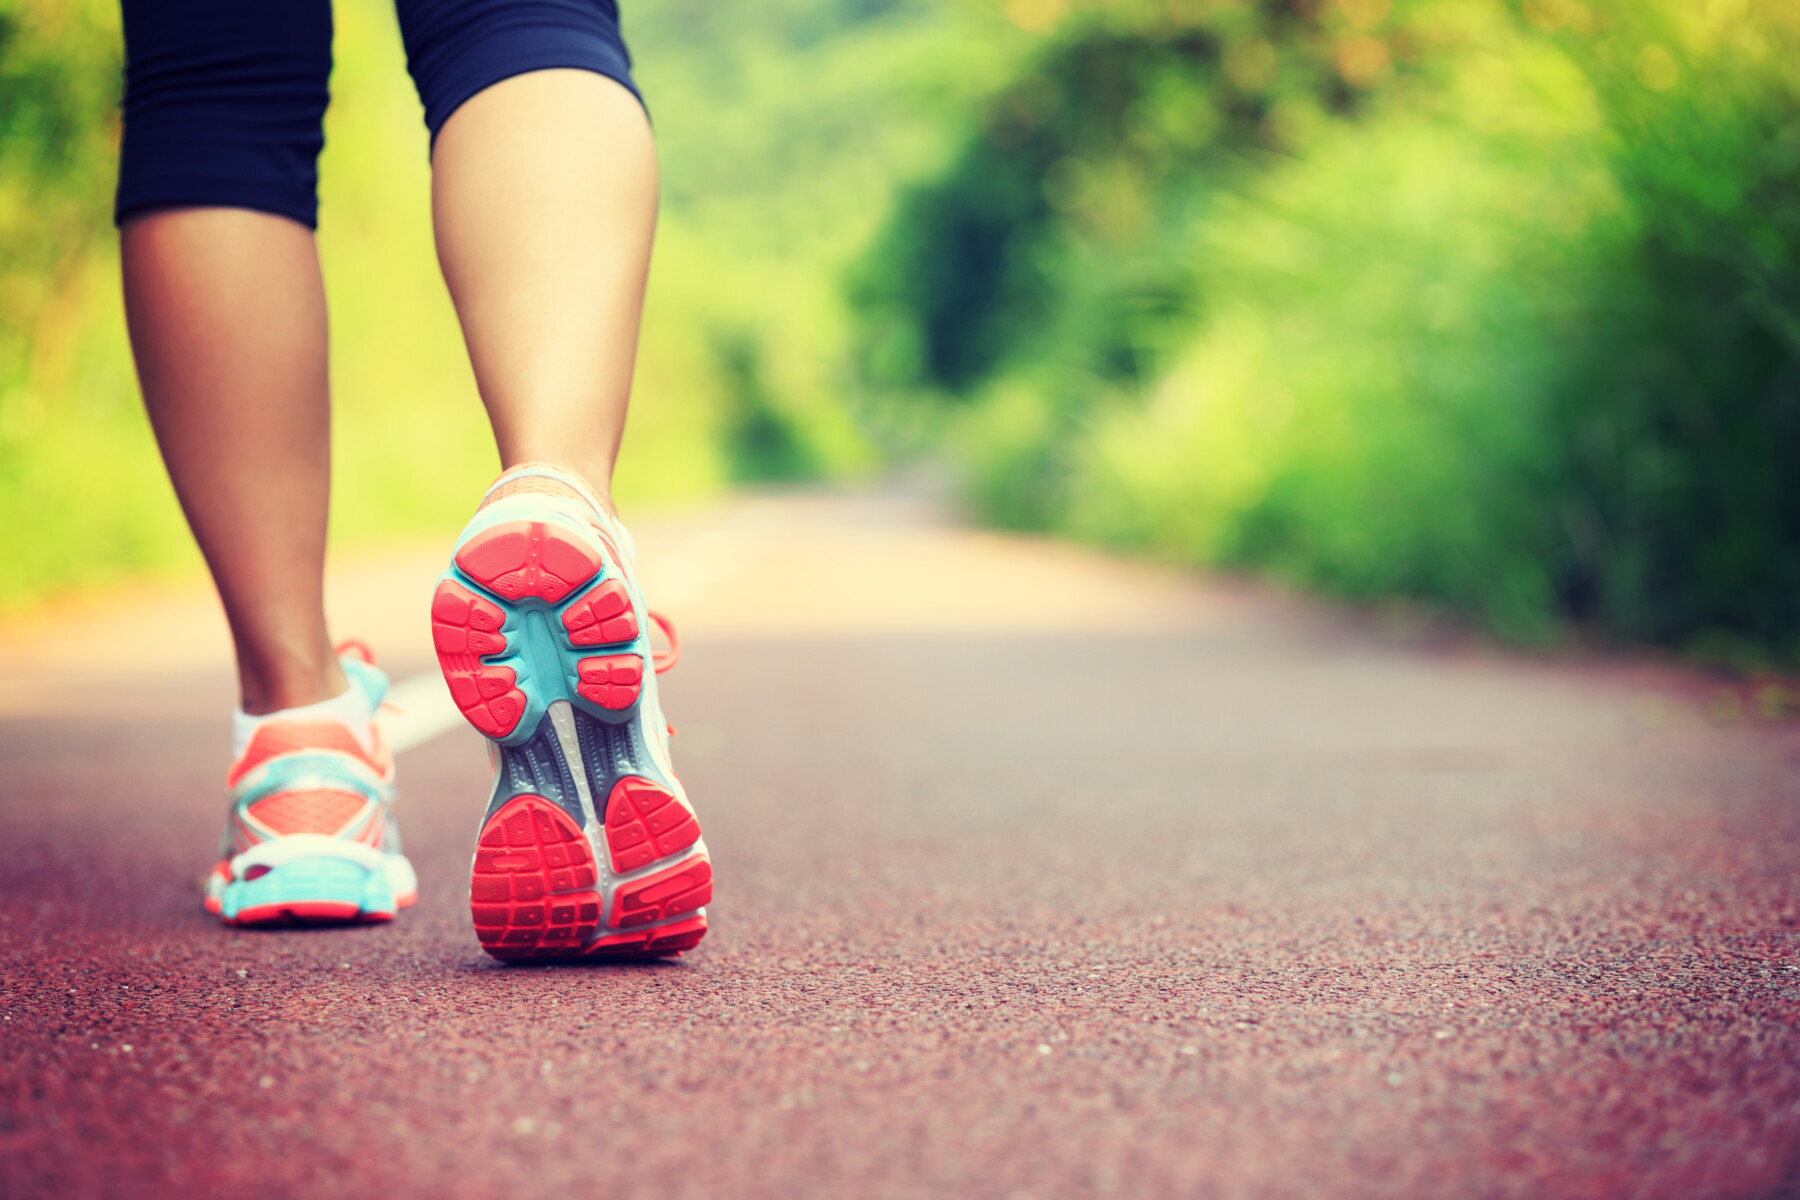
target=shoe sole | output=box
[433,513,710,961]
[212,856,408,926]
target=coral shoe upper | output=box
[219,656,398,859]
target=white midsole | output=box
[228,835,418,896]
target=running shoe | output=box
[205,646,419,925]
[431,463,711,960]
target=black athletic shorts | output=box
[115,0,641,229]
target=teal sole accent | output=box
[444,564,648,747]
[233,750,390,808]
[522,607,574,716]
[220,857,395,924]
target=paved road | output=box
[3,490,1798,1199]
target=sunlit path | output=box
[3,487,1796,1198]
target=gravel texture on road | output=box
[2,494,1798,1199]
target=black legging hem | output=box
[114,0,641,231]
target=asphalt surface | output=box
[3,490,1799,1199]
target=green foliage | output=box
[0,0,1011,606]
[625,0,1025,492]
[713,332,821,483]
[7,0,1796,666]
[0,0,118,375]
[855,0,1375,395]
[0,1,194,601]
[858,0,1800,662]
[1542,8,1800,651]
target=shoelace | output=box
[649,611,681,674]
[333,638,404,721]
[336,638,377,665]
[566,496,680,676]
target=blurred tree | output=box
[1547,10,1800,653]
[854,0,1800,663]
[0,0,119,409]
[855,1,1379,397]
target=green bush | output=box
[0,0,1012,606]
[0,0,118,385]
[856,0,1800,662]
[0,1,196,601]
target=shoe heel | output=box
[434,515,635,742]
[223,858,388,926]
[470,796,602,960]
[454,520,602,604]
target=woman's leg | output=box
[429,69,657,513]
[122,210,343,715]
[411,37,711,958]
[117,0,341,716]
[127,209,420,926]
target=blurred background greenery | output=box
[2,0,1797,666]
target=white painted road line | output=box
[379,670,467,753]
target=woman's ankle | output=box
[490,458,618,519]
[237,650,350,716]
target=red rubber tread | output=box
[561,579,639,646]
[610,857,712,929]
[643,917,708,954]
[432,580,527,739]
[202,867,229,914]
[604,777,701,872]
[454,520,601,604]
[470,796,601,960]
[228,900,369,926]
[576,654,644,711]
[586,915,708,958]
